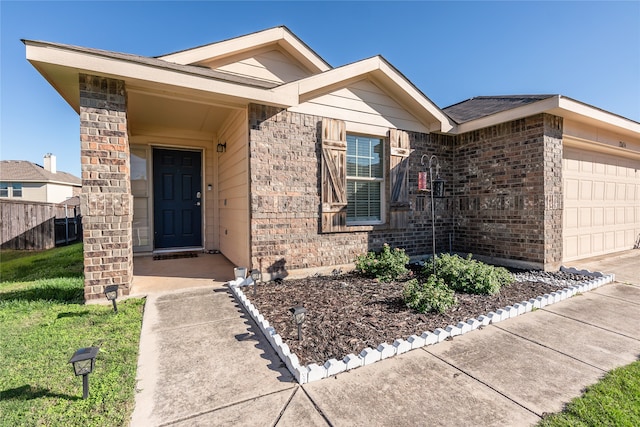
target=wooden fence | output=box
[0,200,82,250]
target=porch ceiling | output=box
[127,90,237,139]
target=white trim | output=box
[25,42,298,110]
[277,56,454,133]
[158,27,331,73]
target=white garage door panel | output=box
[563,147,640,262]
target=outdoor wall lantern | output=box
[250,269,261,296]
[217,142,227,153]
[69,347,99,399]
[104,285,119,313]
[290,306,307,340]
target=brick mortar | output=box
[79,74,132,301]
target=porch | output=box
[130,252,236,296]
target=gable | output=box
[290,79,432,134]
[195,47,313,85]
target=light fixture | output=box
[69,347,99,399]
[290,306,307,340]
[217,142,227,153]
[250,269,261,296]
[104,285,119,313]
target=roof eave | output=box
[24,40,298,113]
[453,95,640,139]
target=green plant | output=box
[402,276,457,314]
[426,253,512,295]
[354,244,410,283]
[538,360,640,426]
[0,246,144,427]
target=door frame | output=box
[150,145,206,252]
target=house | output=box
[23,26,640,300]
[0,154,81,203]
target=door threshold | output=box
[152,247,203,255]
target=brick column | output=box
[543,114,564,270]
[79,74,132,301]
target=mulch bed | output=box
[249,271,570,366]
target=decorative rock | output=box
[360,347,382,365]
[277,343,291,361]
[272,334,283,348]
[530,298,541,309]
[407,334,426,349]
[343,353,363,370]
[393,339,411,355]
[306,363,327,382]
[324,358,347,377]
[513,303,526,315]
[260,318,270,330]
[378,343,395,360]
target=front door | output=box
[153,148,202,249]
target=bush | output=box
[426,253,512,295]
[354,244,409,283]
[402,276,457,314]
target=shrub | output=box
[354,244,409,283]
[426,253,512,295]
[402,276,457,314]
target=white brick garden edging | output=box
[228,267,614,384]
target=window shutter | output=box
[321,118,348,232]
[389,128,411,229]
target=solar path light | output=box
[104,285,119,313]
[250,269,261,296]
[69,347,99,399]
[290,306,307,340]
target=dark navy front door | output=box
[153,149,202,249]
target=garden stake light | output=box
[104,285,119,313]
[421,154,445,275]
[250,269,261,296]
[69,347,99,399]
[290,306,307,340]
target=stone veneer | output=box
[453,114,563,270]
[248,104,453,277]
[79,74,133,300]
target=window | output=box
[12,183,22,198]
[0,183,8,198]
[346,135,383,224]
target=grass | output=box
[538,360,640,426]
[0,244,144,427]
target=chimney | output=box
[44,153,57,174]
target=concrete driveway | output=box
[130,250,640,426]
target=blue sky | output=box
[1,1,639,177]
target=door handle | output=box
[195,202,201,206]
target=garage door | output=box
[563,146,640,262]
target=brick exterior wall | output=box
[453,113,563,269]
[79,74,133,300]
[248,104,453,277]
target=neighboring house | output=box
[0,154,81,203]
[23,26,640,300]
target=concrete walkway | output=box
[130,251,640,426]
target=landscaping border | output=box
[228,267,615,384]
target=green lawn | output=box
[0,244,144,427]
[538,359,640,426]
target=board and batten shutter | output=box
[389,128,411,229]
[321,118,348,232]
